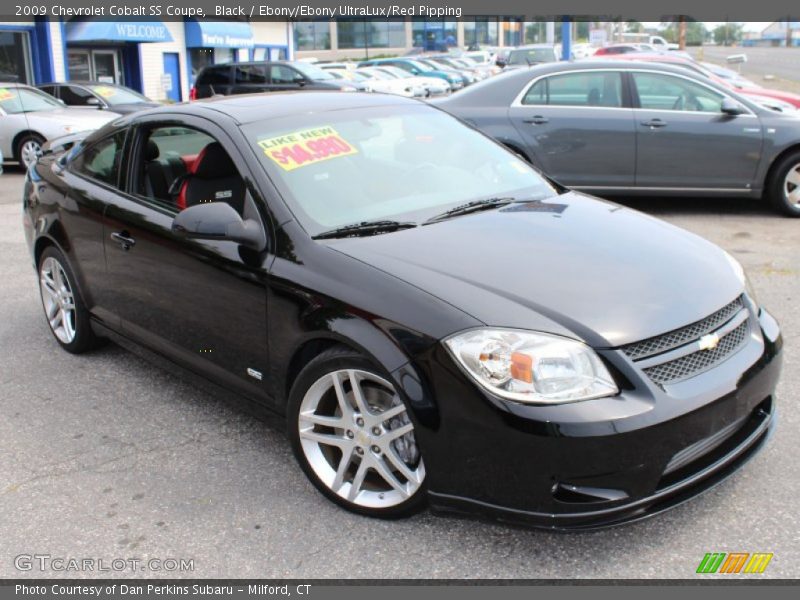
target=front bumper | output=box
[395,306,782,530]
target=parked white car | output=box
[0,83,118,168]
[355,67,426,97]
[372,66,451,97]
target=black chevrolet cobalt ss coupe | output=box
[23,92,782,529]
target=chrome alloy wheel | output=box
[39,256,77,344]
[20,139,42,169]
[298,369,425,509]
[784,162,800,208]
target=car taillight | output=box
[189,86,197,101]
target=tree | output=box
[660,21,707,46]
[713,23,744,45]
[625,20,644,34]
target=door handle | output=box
[641,118,667,129]
[523,115,549,125]
[110,231,136,251]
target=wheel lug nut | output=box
[346,430,354,439]
[371,445,381,454]
[356,417,364,427]
[355,447,364,455]
[372,427,381,435]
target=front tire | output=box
[17,133,45,169]
[287,347,426,518]
[38,246,100,353]
[768,151,800,217]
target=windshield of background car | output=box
[508,49,555,65]
[87,85,149,105]
[292,62,335,80]
[0,87,62,113]
[242,104,556,236]
[406,60,433,72]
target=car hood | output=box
[326,192,744,348]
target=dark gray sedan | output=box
[435,61,800,216]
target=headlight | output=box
[444,329,618,404]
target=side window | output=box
[633,72,724,113]
[197,67,230,86]
[136,126,245,217]
[522,72,622,107]
[269,65,301,84]
[39,85,57,98]
[234,64,267,84]
[60,85,95,106]
[71,131,126,187]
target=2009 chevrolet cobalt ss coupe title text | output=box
[23,92,782,529]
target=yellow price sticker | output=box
[93,86,117,98]
[258,126,358,172]
[0,88,15,101]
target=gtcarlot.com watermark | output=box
[14,553,194,573]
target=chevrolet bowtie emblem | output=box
[698,333,721,351]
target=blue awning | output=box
[185,21,254,48]
[66,21,173,44]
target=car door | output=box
[630,70,762,189]
[59,130,129,328]
[100,115,272,402]
[507,69,636,188]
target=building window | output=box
[503,19,523,46]
[411,20,457,51]
[294,22,331,51]
[463,19,499,48]
[0,30,33,83]
[337,20,406,49]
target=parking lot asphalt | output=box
[1,169,797,579]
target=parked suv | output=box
[191,61,358,99]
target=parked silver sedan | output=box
[435,61,800,216]
[0,83,118,168]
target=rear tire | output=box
[38,246,101,354]
[767,151,800,217]
[287,346,427,519]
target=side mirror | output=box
[294,77,306,86]
[495,58,507,68]
[172,202,266,251]
[86,97,102,107]
[721,98,746,115]
[410,69,420,75]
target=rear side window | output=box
[197,67,230,86]
[71,131,126,188]
[39,85,57,98]
[522,72,623,107]
[234,64,267,84]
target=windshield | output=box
[378,66,409,79]
[508,48,556,65]
[0,86,62,113]
[358,68,390,80]
[404,60,433,73]
[87,84,149,105]
[242,105,556,237]
[293,62,335,80]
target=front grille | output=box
[642,320,749,385]
[622,296,744,360]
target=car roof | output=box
[112,91,421,126]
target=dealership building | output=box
[1,17,533,100]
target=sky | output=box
[642,22,768,32]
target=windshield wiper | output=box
[423,197,515,225]
[312,220,417,240]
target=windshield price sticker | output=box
[93,86,117,98]
[258,126,357,171]
[0,88,15,101]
